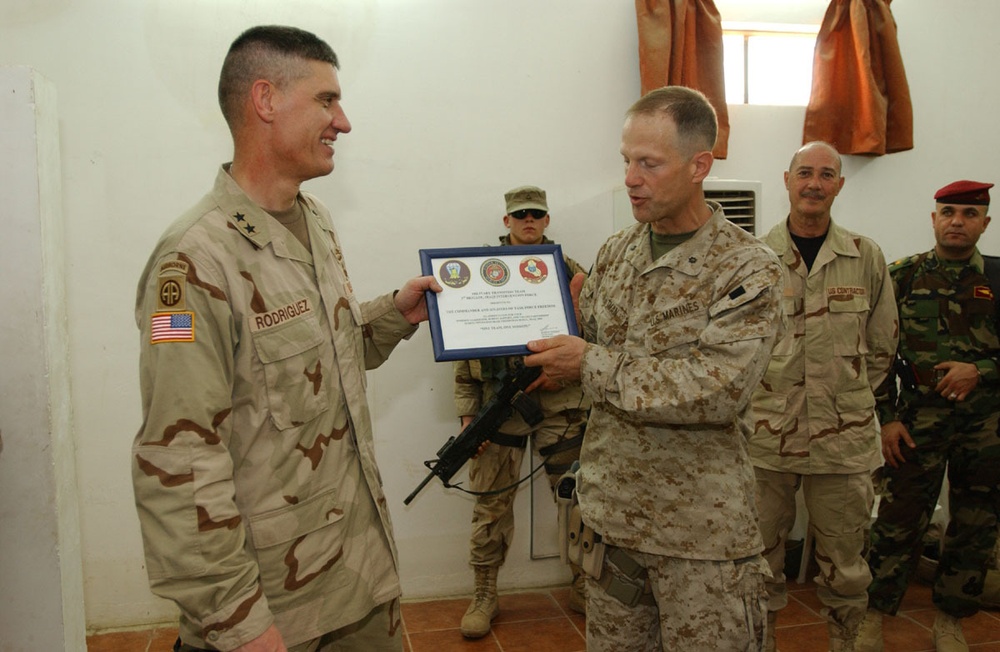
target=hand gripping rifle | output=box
[404,363,544,505]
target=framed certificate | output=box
[419,245,579,361]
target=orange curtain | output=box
[803,0,913,155]
[635,0,729,159]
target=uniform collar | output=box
[626,201,726,276]
[771,217,860,276]
[211,165,333,260]
[926,248,985,274]
[498,234,555,246]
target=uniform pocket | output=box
[829,296,871,356]
[132,445,207,579]
[251,314,329,430]
[247,488,349,607]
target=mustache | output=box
[801,191,825,200]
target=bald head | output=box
[789,141,842,176]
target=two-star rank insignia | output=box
[233,212,258,236]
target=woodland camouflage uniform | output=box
[867,249,1000,619]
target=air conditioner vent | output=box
[611,180,761,235]
[703,179,761,235]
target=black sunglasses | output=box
[510,209,547,220]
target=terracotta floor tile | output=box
[495,590,563,623]
[781,592,825,626]
[401,596,470,633]
[899,580,936,612]
[406,628,500,652]
[86,629,152,652]
[150,627,178,649]
[775,621,829,651]
[87,581,1000,652]
[492,616,585,652]
[548,586,587,635]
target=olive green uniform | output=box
[867,249,1000,618]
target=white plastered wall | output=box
[0,0,997,635]
[0,66,86,651]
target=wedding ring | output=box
[949,393,958,400]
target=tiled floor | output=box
[87,579,1000,651]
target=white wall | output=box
[0,66,86,652]
[0,0,997,634]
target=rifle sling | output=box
[489,432,528,449]
[488,432,584,457]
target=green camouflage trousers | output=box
[867,406,1000,618]
[468,409,586,567]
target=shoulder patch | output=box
[158,260,189,276]
[157,275,186,311]
[151,311,195,344]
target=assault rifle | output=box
[404,363,543,505]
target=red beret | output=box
[934,180,993,205]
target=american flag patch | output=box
[151,312,195,344]
[975,286,994,300]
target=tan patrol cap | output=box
[504,185,548,214]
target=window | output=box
[722,23,819,106]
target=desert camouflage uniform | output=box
[454,234,590,567]
[133,167,413,650]
[867,249,1000,618]
[576,205,783,650]
[749,220,897,638]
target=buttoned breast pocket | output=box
[252,314,330,430]
[829,296,871,356]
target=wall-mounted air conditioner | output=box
[704,178,761,235]
[612,178,761,235]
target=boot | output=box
[827,610,861,652]
[765,610,778,652]
[853,609,883,652]
[568,563,586,615]
[981,568,1000,609]
[932,611,968,652]
[828,623,855,652]
[461,565,499,638]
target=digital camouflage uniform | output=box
[749,220,897,639]
[576,205,783,650]
[454,235,590,568]
[132,167,414,650]
[868,249,1000,618]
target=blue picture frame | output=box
[419,244,579,362]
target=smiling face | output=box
[932,202,991,260]
[269,59,352,183]
[784,143,844,230]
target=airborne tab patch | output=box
[157,260,188,311]
[151,312,195,344]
